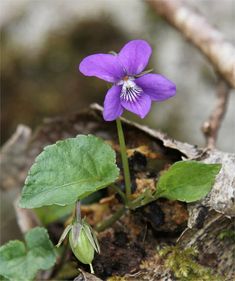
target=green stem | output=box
[95,207,126,232]
[111,184,127,204]
[49,242,69,278]
[89,263,94,274]
[116,118,132,198]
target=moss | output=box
[159,245,223,281]
[107,277,126,281]
[218,229,235,242]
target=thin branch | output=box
[202,79,230,149]
[147,0,235,88]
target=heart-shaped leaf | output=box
[20,135,119,208]
[155,161,221,202]
[0,227,56,281]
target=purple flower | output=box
[79,40,176,121]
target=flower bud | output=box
[69,224,94,265]
[69,219,100,273]
[57,217,100,274]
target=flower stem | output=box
[116,118,132,198]
[95,207,126,232]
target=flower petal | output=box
[121,93,151,119]
[118,40,152,76]
[103,86,123,121]
[79,54,124,83]
[135,74,176,101]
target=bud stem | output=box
[76,201,81,223]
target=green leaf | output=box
[35,204,74,225]
[156,161,221,202]
[0,227,56,281]
[0,275,9,281]
[20,135,119,208]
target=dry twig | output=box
[202,80,230,149]
[14,197,40,233]
[0,125,31,191]
[147,0,235,88]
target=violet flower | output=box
[79,40,176,121]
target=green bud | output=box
[57,217,100,274]
[69,219,100,274]
[69,224,94,265]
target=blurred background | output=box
[0,0,235,242]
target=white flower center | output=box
[118,77,142,103]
